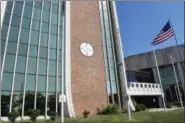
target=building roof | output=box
[124,44,184,70]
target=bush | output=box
[83,110,90,118]
[167,103,172,108]
[48,111,57,121]
[97,104,120,115]
[135,104,146,112]
[27,109,40,122]
[7,111,19,123]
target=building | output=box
[1,1,128,120]
[125,44,185,106]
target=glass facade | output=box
[1,1,64,116]
[99,1,120,105]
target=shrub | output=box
[48,111,57,121]
[83,110,90,118]
[167,103,172,108]
[27,109,40,122]
[7,111,19,123]
[135,104,146,112]
[97,104,120,115]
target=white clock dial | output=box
[80,42,94,57]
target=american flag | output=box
[152,21,174,45]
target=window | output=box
[37,75,46,92]
[30,30,39,45]
[51,13,58,25]
[39,47,47,59]
[43,2,50,11]
[59,26,63,36]
[48,77,56,93]
[49,60,56,76]
[40,33,48,47]
[38,59,47,75]
[52,4,58,13]
[16,56,26,73]
[11,15,21,27]
[32,20,40,31]
[35,1,42,8]
[5,1,13,14]
[50,35,57,49]
[58,36,63,49]
[4,54,15,72]
[51,25,57,34]
[33,8,41,20]
[49,49,56,60]
[42,22,49,33]
[26,74,35,91]
[58,61,62,76]
[24,5,32,18]
[7,42,17,54]
[27,57,37,74]
[14,73,24,91]
[105,68,110,81]
[14,2,23,16]
[20,28,29,44]
[29,45,38,57]
[1,40,6,53]
[108,47,113,58]
[9,26,19,42]
[3,13,11,25]
[42,10,50,23]
[22,18,31,29]
[2,72,13,91]
[110,68,115,81]
[25,1,33,6]
[1,24,8,40]
[18,43,28,56]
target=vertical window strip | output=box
[9,1,25,113]
[45,1,52,118]
[34,1,44,110]
[21,1,35,117]
[106,1,121,108]
[1,1,15,83]
[100,1,115,104]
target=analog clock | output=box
[80,42,94,57]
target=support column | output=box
[152,68,163,108]
[177,63,185,93]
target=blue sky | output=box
[116,1,184,57]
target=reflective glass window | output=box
[30,30,39,45]
[51,25,57,34]
[7,42,17,54]
[40,33,48,47]
[49,60,56,76]
[16,56,26,73]
[42,22,49,33]
[26,74,35,91]
[50,35,57,49]
[11,15,21,27]
[39,47,47,59]
[4,54,15,72]
[49,49,56,60]
[42,10,50,22]
[5,1,13,14]
[52,4,58,13]
[48,77,56,93]
[32,20,40,31]
[20,28,29,44]
[51,13,58,25]
[29,45,38,57]
[2,72,13,91]
[43,2,50,11]
[35,1,42,8]
[33,8,41,20]
[9,26,19,42]
[14,2,23,16]
[38,75,46,92]
[24,4,32,18]
[1,40,6,53]
[39,59,47,75]
[18,43,28,56]
[22,18,31,29]
[27,57,37,74]
[14,73,24,91]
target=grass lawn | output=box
[2,109,184,123]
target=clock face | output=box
[80,42,94,57]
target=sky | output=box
[116,1,184,57]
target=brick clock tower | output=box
[70,1,108,116]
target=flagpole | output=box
[152,45,167,111]
[170,55,184,108]
[168,18,184,68]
